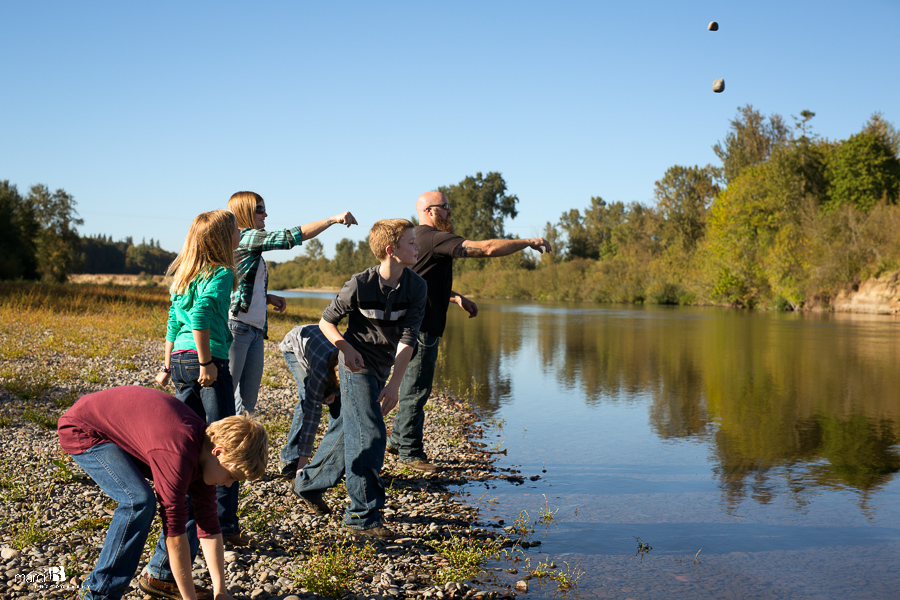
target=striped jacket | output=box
[322,266,426,382]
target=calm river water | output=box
[283,292,900,600]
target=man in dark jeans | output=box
[387,191,552,473]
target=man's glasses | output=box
[255,206,267,215]
[427,203,450,211]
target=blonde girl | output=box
[227,191,357,416]
[151,210,249,576]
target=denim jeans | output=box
[168,352,240,537]
[294,364,386,530]
[70,443,157,600]
[389,331,440,461]
[281,352,315,466]
[228,319,265,415]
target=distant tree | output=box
[438,172,518,242]
[825,132,900,212]
[713,104,791,185]
[654,165,719,251]
[304,238,325,261]
[125,242,175,275]
[0,181,39,279]
[540,221,563,265]
[557,208,595,260]
[863,111,900,157]
[332,238,356,275]
[81,236,127,273]
[29,184,83,282]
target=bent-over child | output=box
[57,386,268,600]
[278,324,341,479]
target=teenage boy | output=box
[278,324,341,479]
[57,386,269,600]
[292,218,426,539]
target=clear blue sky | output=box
[3,1,898,259]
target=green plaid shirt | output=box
[229,226,304,330]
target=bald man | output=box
[386,191,551,473]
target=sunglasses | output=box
[427,203,450,211]
[255,205,267,215]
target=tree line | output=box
[5,105,899,310]
[0,181,175,282]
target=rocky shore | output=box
[0,340,529,600]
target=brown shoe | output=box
[138,572,212,600]
[401,459,438,474]
[346,524,395,540]
[224,531,253,547]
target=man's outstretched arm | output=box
[452,237,551,258]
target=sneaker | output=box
[291,487,332,516]
[138,572,212,600]
[224,531,253,547]
[346,524,395,540]
[401,459,438,474]
[278,459,298,479]
[385,445,399,456]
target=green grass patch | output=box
[289,541,375,598]
[427,535,504,585]
[22,405,58,429]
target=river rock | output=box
[0,548,19,560]
[708,21,718,31]
[712,78,725,93]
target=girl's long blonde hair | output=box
[166,210,238,295]
[228,191,263,230]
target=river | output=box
[282,292,900,600]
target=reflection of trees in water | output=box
[438,303,900,502]
[714,415,900,511]
[705,316,900,505]
[434,309,514,411]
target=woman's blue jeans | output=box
[294,364,386,530]
[228,319,265,415]
[71,443,157,600]
[166,352,240,537]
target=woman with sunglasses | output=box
[227,191,357,417]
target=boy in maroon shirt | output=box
[58,386,268,600]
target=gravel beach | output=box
[0,339,525,600]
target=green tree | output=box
[713,104,790,185]
[862,111,900,157]
[653,165,719,252]
[557,208,596,260]
[332,238,356,276]
[825,132,900,212]
[0,181,39,279]
[81,235,127,273]
[28,184,83,282]
[437,172,518,242]
[304,238,325,260]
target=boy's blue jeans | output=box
[280,351,323,467]
[389,331,439,461]
[294,364,386,530]
[71,442,157,600]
